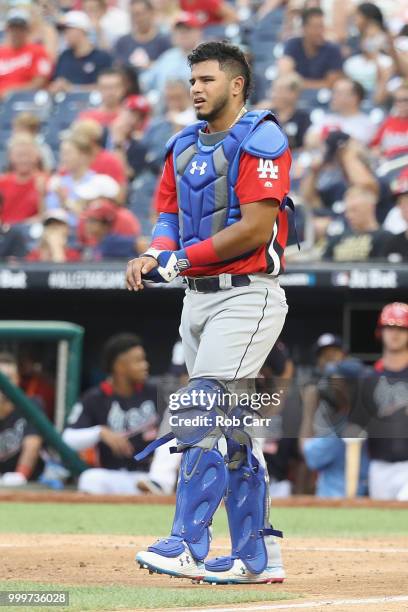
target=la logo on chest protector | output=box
[189,161,208,176]
[257,158,279,179]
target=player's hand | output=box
[126,256,158,291]
[100,427,134,457]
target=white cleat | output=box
[204,558,286,584]
[136,547,205,580]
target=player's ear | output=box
[231,75,245,99]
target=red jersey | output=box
[181,0,223,26]
[155,149,292,276]
[26,248,81,262]
[91,150,126,185]
[0,43,52,95]
[77,206,140,246]
[0,173,41,224]
[370,116,408,158]
[79,108,120,127]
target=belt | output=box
[186,274,251,293]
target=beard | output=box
[196,91,230,122]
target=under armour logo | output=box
[257,158,279,179]
[190,161,207,176]
[179,554,191,567]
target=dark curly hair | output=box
[102,333,143,373]
[187,41,252,102]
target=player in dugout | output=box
[0,352,43,487]
[126,41,293,584]
[62,334,160,494]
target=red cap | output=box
[84,199,117,223]
[174,11,202,29]
[125,95,151,115]
[391,167,408,197]
[378,302,408,330]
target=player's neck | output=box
[111,377,135,397]
[207,104,247,134]
[382,349,408,371]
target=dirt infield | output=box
[2,533,408,611]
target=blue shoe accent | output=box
[147,536,185,558]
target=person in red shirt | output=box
[0,9,52,99]
[71,119,127,192]
[370,82,408,158]
[0,133,45,225]
[74,173,141,246]
[26,209,81,263]
[79,68,127,127]
[180,0,238,27]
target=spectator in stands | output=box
[74,174,141,246]
[79,68,127,127]
[81,200,140,260]
[29,1,59,62]
[384,170,408,261]
[266,73,311,150]
[45,134,95,227]
[71,120,127,192]
[0,195,28,259]
[83,0,131,49]
[0,352,43,487]
[0,9,52,100]
[26,209,81,263]
[370,81,408,159]
[114,0,172,71]
[301,358,369,498]
[0,134,45,226]
[143,80,195,174]
[50,11,113,94]
[180,0,238,27]
[62,334,160,494]
[279,7,343,89]
[12,112,55,171]
[323,185,393,261]
[299,132,380,219]
[344,2,394,104]
[310,77,377,144]
[109,95,151,179]
[141,12,202,94]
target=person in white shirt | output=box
[310,77,377,144]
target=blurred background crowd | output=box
[0,0,407,264]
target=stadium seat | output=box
[0,90,52,129]
[298,88,331,112]
[128,170,158,235]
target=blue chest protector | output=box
[165,110,290,249]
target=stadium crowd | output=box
[0,0,406,262]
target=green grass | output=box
[0,581,298,611]
[0,503,408,538]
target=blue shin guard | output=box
[147,446,227,561]
[219,443,283,574]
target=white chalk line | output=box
[1,543,408,554]
[177,595,408,612]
